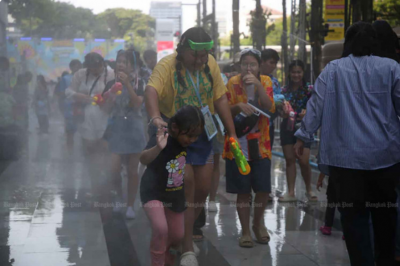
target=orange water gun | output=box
[92,94,104,106]
[229,137,251,175]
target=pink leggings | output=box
[144,200,184,266]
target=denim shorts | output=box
[280,119,311,148]
[226,158,271,194]
[186,130,213,165]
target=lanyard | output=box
[186,69,203,107]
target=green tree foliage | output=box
[97,8,155,52]
[374,0,400,26]
[219,17,290,47]
[9,0,101,38]
[8,1,156,52]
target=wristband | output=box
[148,116,162,126]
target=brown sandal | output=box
[239,235,254,248]
[252,225,270,244]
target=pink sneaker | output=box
[342,235,345,240]
[319,226,332,235]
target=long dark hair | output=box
[175,27,214,93]
[168,105,205,135]
[373,20,399,62]
[84,52,108,85]
[287,60,306,89]
[342,22,378,58]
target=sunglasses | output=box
[240,48,261,58]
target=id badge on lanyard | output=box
[187,70,218,141]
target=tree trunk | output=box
[253,0,264,51]
[310,0,323,79]
[232,0,240,56]
[298,0,307,63]
[289,0,297,62]
[282,0,289,81]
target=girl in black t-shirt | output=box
[140,105,204,266]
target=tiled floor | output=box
[0,114,351,266]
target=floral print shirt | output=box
[281,83,313,114]
[223,74,275,160]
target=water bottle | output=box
[287,111,296,131]
[246,84,255,101]
[284,101,296,131]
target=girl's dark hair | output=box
[84,52,108,86]
[287,60,306,88]
[372,20,399,62]
[176,27,214,93]
[37,75,47,89]
[342,22,378,58]
[117,49,144,70]
[261,49,280,62]
[239,50,262,81]
[168,105,205,135]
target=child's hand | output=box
[316,173,325,191]
[117,72,130,87]
[156,127,168,150]
[316,179,323,191]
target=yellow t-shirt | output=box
[147,53,227,118]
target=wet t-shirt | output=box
[140,134,187,213]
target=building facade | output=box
[150,1,182,34]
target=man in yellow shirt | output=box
[145,27,237,266]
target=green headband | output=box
[188,40,214,51]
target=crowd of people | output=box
[0,19,399,266]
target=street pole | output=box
[212,0,217,57]
[298,0,307,63]
[197,0,201,27]
[232,0,240,57]
[203,0,207,23]
[282,0,289,80]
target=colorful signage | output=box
[325,0,345,41]
[6,39,124,81]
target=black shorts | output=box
[280,119,311,148]
[226,158,271,194]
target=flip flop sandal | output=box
[180,251,198,266]
[252,225,270,244]
[239,235,254,248]
[192,227,204,242]
[305,191,318,202]
[278,193,298,202]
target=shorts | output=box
[186,130,213,165]
[280,119,311,148]
[226,158,271,194]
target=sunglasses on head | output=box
[240,48,261,58]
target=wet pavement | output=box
[0,114,350,266]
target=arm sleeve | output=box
[264,76,275,113]
[65,70,83,99]
[393,64,400,118]
[147,58,171,100]
[225,77,236,105]
[209,56,227,101]
[294,66,328,143]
